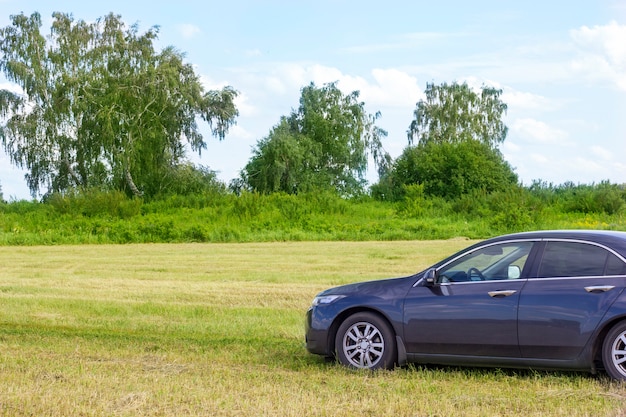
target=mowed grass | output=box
[1,241,625,416]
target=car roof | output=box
[485,229,626,256]
[425,230,626,272]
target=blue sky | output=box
[1,0,625,199]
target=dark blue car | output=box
[305,230,626,380]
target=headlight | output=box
[312,294,345,307]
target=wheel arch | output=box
[592,315,626,370]
[327,307,405,365]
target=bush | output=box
[529,181,625,215]
[564,182,624,214]
[48,189,142,218]
[449,187,539,233]
[378,140,518,201]
[1,182,625,245]
[396,184,431,218]
[156,164,228,198]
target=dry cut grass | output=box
[0,241,625,416]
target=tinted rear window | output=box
[537,241,620,278]
[606,253,626,275]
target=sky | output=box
[1,0,625,200]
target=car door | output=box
[518,240,626,359]
[403,240,535,357]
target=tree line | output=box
[0,12,237,199]
[0,11,612,207]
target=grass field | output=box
[1,241,625,416]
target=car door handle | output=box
[584,285,615,293]
[488,290,517,298]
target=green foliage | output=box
[153,164,228,198]
[242,119,312,194]
[397,183,436,218]
[0,12,238,199]
[242,82,389,196]
[47,189,142,218]
[527,180,626,215]
[0,182,625,245]
[383,140,518,200]
[483,189,537,232]
[376,81,514,201]
[564,182,623,214]
[448,187,545,234]
[408,81,508,148]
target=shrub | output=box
[48,189,141,218]
[380,140,518,201]
[530,181,626,215]
[396,184,429,218]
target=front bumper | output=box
[305,307,332,356]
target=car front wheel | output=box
[335,312,396,370]
[602,321,626,380]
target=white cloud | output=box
[350,69,423,109]
[462,76,496,91]
[264,76,288,95]
[263,64,423,109]
[341,31,452,54]
[502,88,560,112]
[257,63,328,95]
[233,91,257,117]
[612,161,626,174]
[511,118,569,144]
[513,150,626,186]
[178,23,201,39]
[590,145,613,161]
[0,82,22,95]
[228,124,254,140]
[245,49,262,57]
[572,21,626,66]
[0,151,30,200]
[570,21,626,90]
[501,141,521,153]
[530,153,549,164]
[573,156,607,177]
[307,65,345,85]
[199,75,229,91]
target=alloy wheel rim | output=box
[611,331,626,377]
[342,321,385,368]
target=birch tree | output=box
[0,12,238,198]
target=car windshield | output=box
[438,241,533,282]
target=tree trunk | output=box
[64,158,82,187]
[125,169,143,198]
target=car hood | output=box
[317,275,419,298]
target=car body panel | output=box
[304,230,626,376]
[403,280,525,357]
[305,276,414,355]
[518,276,625,359]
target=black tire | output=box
[335,312,397,370]
[602,321,626,381]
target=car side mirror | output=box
[508,265,521,279]
[424,268,438,286]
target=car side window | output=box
[438,242,533,283]
[536,241,624,278]
[606,253,626,275]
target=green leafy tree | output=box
[0,12,238,198]
[374,81,515,201]
[242,82,390,196]
[408,81,508,147]
[392,140,518,199]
